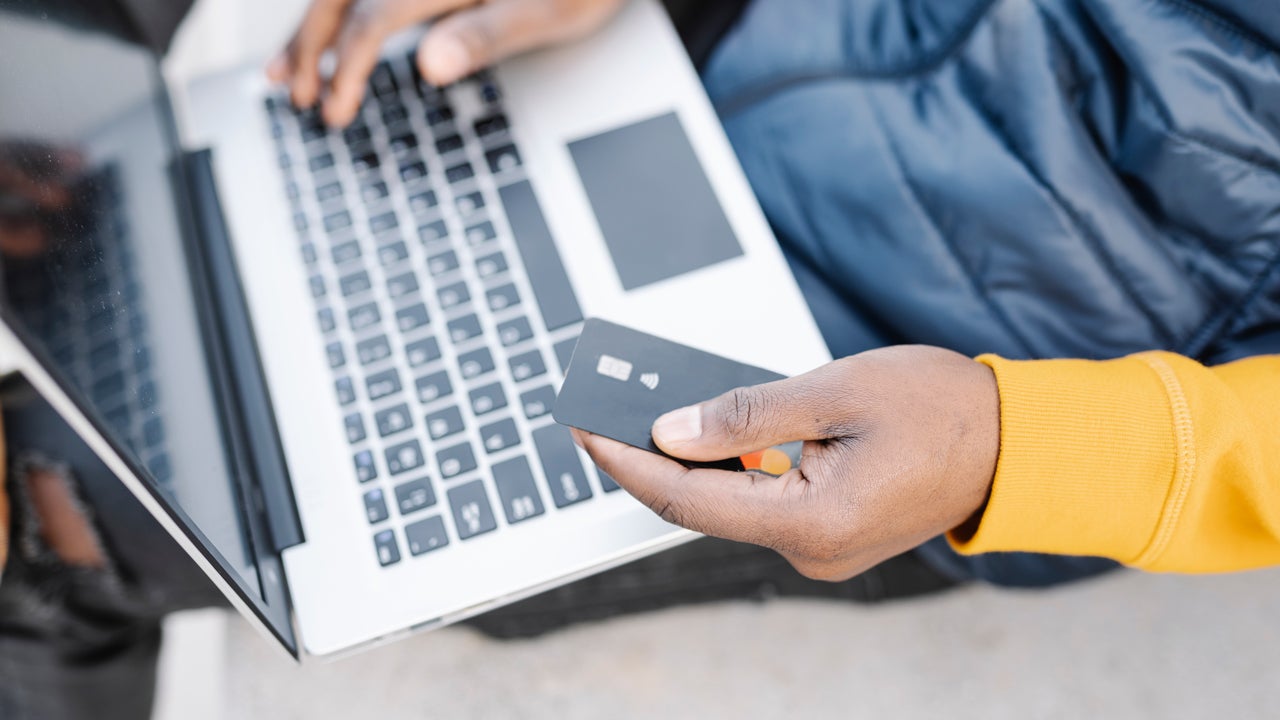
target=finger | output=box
[417,0,624,86]
[651,359,865,462]
[283,0,355,107]
[576,430,797,546]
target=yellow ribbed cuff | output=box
[948,354,1179,564]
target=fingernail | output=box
[425,36,471,85]
[652,406,701,446]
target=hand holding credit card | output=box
[553,319,801,474]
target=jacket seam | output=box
[1133,353,1197,568]
[1179,241,1280,358]
[1153,0,1280,58]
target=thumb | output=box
[651,362,857,462]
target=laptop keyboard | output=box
[265,56,620,568]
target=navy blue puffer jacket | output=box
[702,0,1280,366]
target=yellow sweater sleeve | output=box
[948,352,1280,573]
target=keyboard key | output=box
[336,377,357,406]
[486,283,520,311]
[363,488,390,524]
[389,131,418,155]
[508,349,546,381]
[386,272,419,299]
[399,160,428,183]
[348,302,381,331]
[143,417,165,448]
[486,144,521,173]
[554,337,578,372]
[447,480,496,539]
[378,241,409,267]
[456,191,485,216]
[480,417,519,454]
[316,180,343,203]
[340,270,372,297]
[532,424,592,508]
[475,251,508,279]
[386,438,425,475]
[375,403,414,437]
[325,341,346,369]
[354,449,377,483]
[308,152,335,173]
[361,180,389,202]
[366,368,402,401]
[343,124,371,145]
[404,516,449,555]
[344,412,367,443]
[331,240,362,265]
[374,529,401,566]
[382,104,409,126]
[425,406,465,440]
[396,303,431,332]
[317,307,336,333]
[309,275,327,299]
[369,210,398,234]
[473,113,509,138]
[465,220,495,247]
[409,190,438,215]
[301,242,318,265]
[492,457,545,524]
[357,335,392,365]
[406,336,441,367]
[458,347,494,379]
[497,317,533,347]
[520,385,556,420]
[447,314,483,343]
[324,210,352,233]
[437,281,470,310]
[426,105,455,126]
[415,370,452,403]
[351,151,380,175]
[395,478,437,516]
[446,162,474,184]
[370,61,399,97]
[418,219,448,245]
[469,382,507,415]
[596,468,622,493]
[434,134,464,155]
[501,181,584,331]
[437,442,476,479]
[428,250,459,277]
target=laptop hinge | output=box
[175,148,305,552]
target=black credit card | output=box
[553,318,795,473]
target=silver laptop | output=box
[0,0,830,658]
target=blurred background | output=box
[145,2,1280,718]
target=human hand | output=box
[572,345,1001,581]
[268,0,626,126]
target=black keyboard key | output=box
[309,275,327,299]
[316,181,343,203]
[301,242,319,265]
[532,424,592,508]
[361,180,390,202]
[406,337,441,367]
[520,385,556,420]
[354,449,377,483]
[425,406,465,440]
[343,124,371,145]
[324,210,353,233]
[399,160,428,183]
[395,478,436,516]
[426,105,455,126]
[336,376,357,406]
[389,131,418,154]
[404,516,449,555]
[475,251,507,279]
[369,210,398,234]
[351,152,380,175]
[485,144,521,173]
[486,283,520,311]
[382,104,409,126]
[365,368,402,401]
[447,314,483,343]
[374,529,400,566]
[308,152,335,173]
[457,347,494,379]
[386,438,425,475]
[456,191,485,216]
[375,403,414,437]
[363,488,390,524]
[437,281,470,310]
[596,468,622,493]
[370,62,399,97]
[427,250,459,277]
[501,181,584,331]
[473,114,509,138]
[396,303,431,332]
[378,241,409,267]
[447,480,496,539]
[317,307,336,333]
[415,370,452,403]
[554,337,578,372]
[344,412,367,443]
[386,272,420,299]
[508,349,546,382]
[356,335,392,365]
[480,417,519,454]
[446,162,474,184]
[497,316,533,347]
[434,134,464,155]
[419,219,448,245]
[348,302,381,332]
[325,341,346,369]
[437,442,476,479]
[465,220,495,248]
[142,417,165,448]
[468,382,507,415]
[293,212,308,233]
[492,457,545,524]
[331,240,362,265]
[409,190,438,215]
[340,270,372,297]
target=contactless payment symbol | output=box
[639,372,660,390]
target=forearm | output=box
[950,352,1280,573]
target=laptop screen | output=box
[0,2,294,650]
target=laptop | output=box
[0,0,830,658]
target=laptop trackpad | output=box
[567,112,743,291]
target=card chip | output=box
[596,354,633,382]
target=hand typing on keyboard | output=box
[268,0,627,127]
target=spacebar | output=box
[499,180,583,331]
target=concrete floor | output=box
[156,566,1280,719]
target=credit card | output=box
[553,318,801,474]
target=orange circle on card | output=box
[739,450,765,470]
[759,448,792,475]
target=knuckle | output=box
[721,387,763,443]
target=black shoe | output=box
[465,538,960,640]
